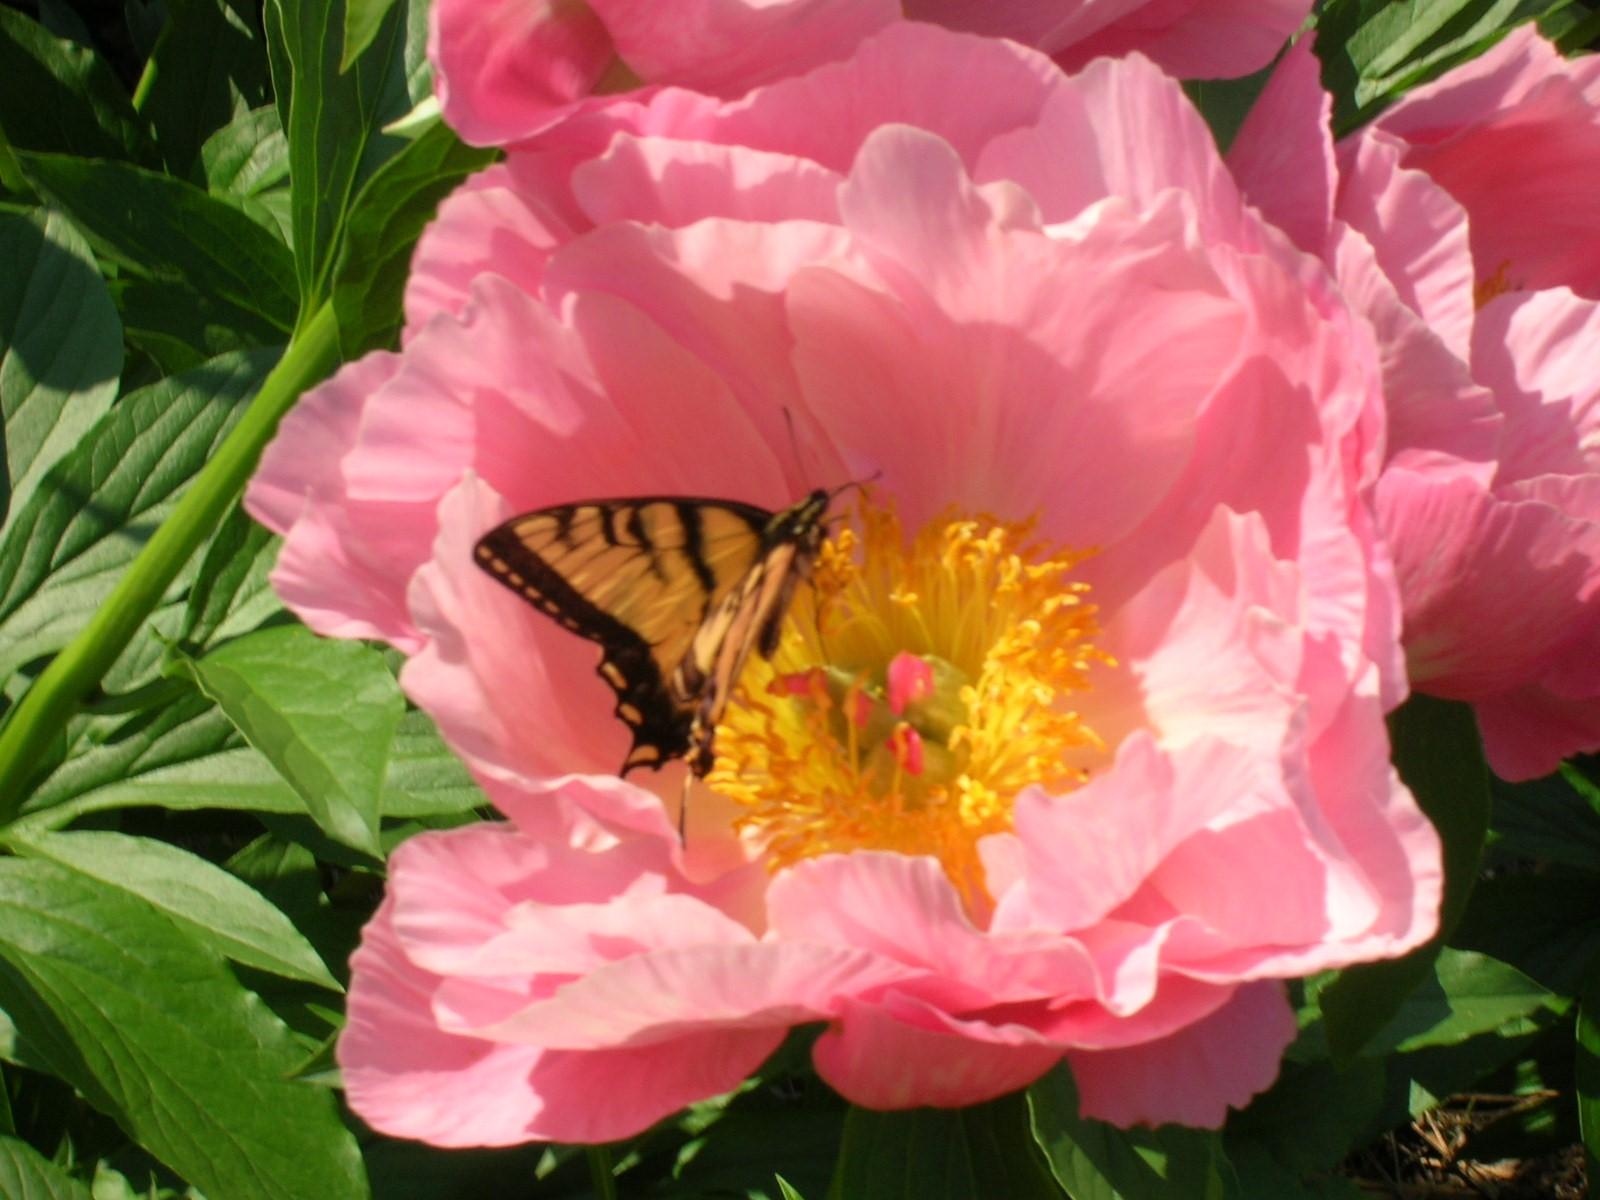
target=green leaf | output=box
[1028,1066,1232,1200]
[831,1094,1063,1200]
[1363,949,1566,1055]
[201,106,290,197]
[1320,695,1490,1060]
[0,349,278,685]
[1491,768,1600,872]
[1316,2,1551,130]
[1182,59,1276,155]
[180,504,284,647]
[107,278,273,375]
[265,0,431,304]
[24,694,477,830]
[1226,1055,1386,1177]
[174,624,403,855]
[0,208,121,527]
[0,1134,94,1199]
[777,1178,807,1200]
[7,830,339,989]
[1452,871,1600,995]
[331,118,498,355]
[382,708,487,818]
[18,152,298,337]
[1575,953,1600,1185]
[342,0,404,70]
[0,9,154,163]
[0,858,369,1200]
[140,0,270,177]
[24,690,236,812]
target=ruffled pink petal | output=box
[813,995,1064,1109]
[1381,470,1600,696]
[906,0,1311,80]
[1108,509,1303,752]
[1477,669,1600,782]
[799,127,1241,545]
[246,352,426,649]
[474,940,913,1049]
[1335,132,1477,362]
[1475,289,1600,484]
[1227,38,1334,256]
[429,0,615,147]
[589,0,897,94]
[1376,27,1600,299]
[767,853,1097,1004]
[570,134,843,228]
[1067,980,1296,1128]
[682,24,1066,179]
[403,164,571,335]
[1329,224,1499,478]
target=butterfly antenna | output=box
[678,773,690,845]
[828,467,884,504]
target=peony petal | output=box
[1227,38,1334,256]
[429,0,615,147]
[813,995,1063,1109]
[1067,980,1296,1127]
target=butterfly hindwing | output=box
[475,494,829,776]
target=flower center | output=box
[709,499,1110,905]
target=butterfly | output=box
[474,488,839,788]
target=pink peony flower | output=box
[429,0,1313,145]
[1230,29,1600,780]
[250,26,1440,1143]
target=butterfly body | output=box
[474,489,833,780]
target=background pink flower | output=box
[430,0,1313,145]
[251,27,1440,1142]
[1230,29,1600,781]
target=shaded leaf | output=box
[141,0,270,177]
[832,1094,1062,1200]
[0,350,278,683]
[0,858,369,1200]
[107,278,275,375]
[18,152,298,336]
[1029,1066,1232,1200]
[0,209,121,526]
[331,118,497,355]
[1227,1055,1386,1177]
[1452,870,1600,995]
[0,8,154,163]
[1575,957,1600,1184]
[1365,949,1566,1055]
[201,105,290,197]
[174,624,403,855]
[9,830,339,989]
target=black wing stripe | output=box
[477,523,692,767]
[675,502,717,602]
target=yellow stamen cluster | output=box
[709,499,1111,906]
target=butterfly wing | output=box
[475,498,775,773]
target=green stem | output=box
[585,1146,618,1200]
[0,301,340,822]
